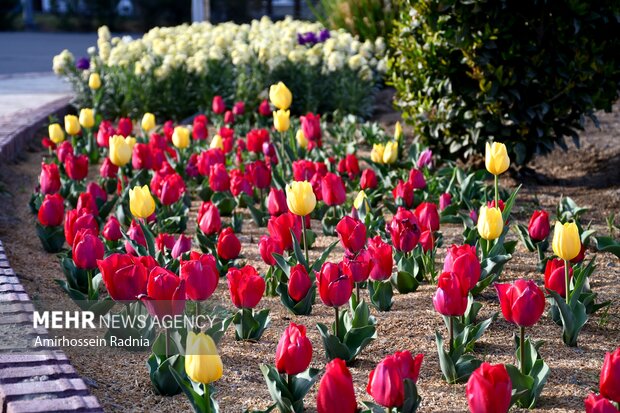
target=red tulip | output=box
[116,117,133,136]
[293,159,317,181]
[496,279,545,327]
[212,95,226,114]
[268,212,302,251]
[132,143,152,170]
[76,192,98,216]
[97,253,148,301]
[247,160,271,189]
[159,173,185,205]
[180,252,219,301]
[317,359,357,413]
[230,169,253,197]
[528,210,550,241]
[124,220,146,255]
[288,264,312,302]
[360,169,378,190]
[64,208,98,246]
[40,163,60,194]
[408,168,427,189]
[209,163,230,192]
[367,236,393,281]
[335,216,367,254]
[544,258,573,298]
[56,141,73,163]
[163,120,175,141]
[317,262,353,307]
[64,153,88,180]
[443,244,481,293]
[466,363,512,413]
[337,154,360,179]
[192,119,208,141]
[300,112,322,148]
[367,354,404,408]
[392,180,414,208]
[387,207,421,253]
[433,272,468,316]
[439,193,452,211]
[419,230,434,252]
[224,110,235,125]
[217,227,241,260]
[487,199,505,212]
[258,235,282,266]
[96,120,114,147]
[585,394,620,413]
[232,101,245,116]
[322,173,346,206]
[226,265,265,308]
[258,99,271,117]
[275,322,313,375]
[341,249,372,283]
[394,351,423,383]
[414,202,440,232]
[171,234,192,259]
[156,233,176,251]
[102,216,122,242]
[267,187,288,216]
[197,148,225,176]
[86,182,107,204]
[600,348,620,404]
[140,267,186,319]
[38,193,64,227]
[72,229,104,270]
[246,128,269,153]
[197,202,221,235]
[99,157,119,178]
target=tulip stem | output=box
[519,326,525,374]
[564,259,570,303]
[356,283,360,301]
[165,328,169,358]
[301,215,309,265]
[203,383,211,413]
[86,270,93,300]
[494,175,499,208]
[448,316,454,353]
[334,307,340,338]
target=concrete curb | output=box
[0,240,103,413]
[0,96,72,163]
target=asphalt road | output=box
[0,32,98,74]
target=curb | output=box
[0,240,103,413]
[0,96,72,163]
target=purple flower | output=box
[417,148,433,168]
[318,29,331,42]
[303,32,318,45]
[76,57,90,70]
[297,33,307,45]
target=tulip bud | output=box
[394,121,402,141]
[217,227,241,260]
[392,180,414,208]
[335,216,367,254]
[273,109,290,132]
[88,72,101,90]
[439,193,452,211]
[197,202,221,235]
[443,244,481,293]
[552,221,581,261]
[275,323,313,375]
[64,115,80,136]
[317,359,357,413]
[408,168,426,189]
[477,206,503,240]
[140,267,186,319]
[286,181,316,216]
[321,173,346,206]
[366,354,404,408]
[466,363,512,413]
[600,347,620,404]
[38,193,65,227]
[258,99,271,117]
[180,252,219,301]
[383,141,398,164]
[269,82,292,110]
[109,135,133,166]
[48,123,65,144]
[97,253,148,301]
[341,249,372,283]
[317,262,353,307]
[102,216,122,242]
[40,162,61,194]
[414,202,440,232]
[353,190,370,212]
[433,272,468,316]
[209,164,230,192]
[141,112,155,131]
[417,148,433,168]
[528,210,550,241]
[79,108,94,128]
[544,258,573,297]
[496,279,545,327]
[227,265,265,308]
[185,332,223,384]
[360,169,378,190]
[296,129,308,149]
[584,393,619,413]
[288,264,312,302]
[258,236,282,266]
[210,134,224,150]
[371,144,385,164]
[268,212,302,251]
[212,95,226,114]
[172,126,190,149]
[485,142,510,175]
[171,235,192,259]
[387,208,421,253]
[300,113,321,145]
[64,153,89,181]
[367,236,394,281]
[129,185,156,219]
[72,229,104,269]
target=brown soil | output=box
[0,103,619,413]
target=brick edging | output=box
[0,240,103,413]
[0,96,72,162]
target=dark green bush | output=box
[389,0,620,164]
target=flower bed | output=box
[20,79,620,413]
[53,18,387,120]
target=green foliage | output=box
[308,0,396,41]
[389,0,620,164]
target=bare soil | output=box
[0,102,619,413]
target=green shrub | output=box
[389,0,620,164]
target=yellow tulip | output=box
[273,110,290,132]
[185,332,223,385]
[296,129,308,149]
[353,190,370,211]
[64,115,80,136]
[88,73,101,90]
[79,108,95,128]
[48,123,65,144]
[269,81,292,110]
[394,121,403,141]
[477,206,504,240]
[371,144,385,164]
[286,181,316,216]
[172,126,190,149]
[210,134,224,150]
[383,141,398,164]
[485,142,510,175]
[141,113,155,131]
[129,185,156,219]
[108,135,133,166]
[552,221,581,261]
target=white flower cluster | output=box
[54,17,387,81]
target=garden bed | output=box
[0,104,619,413]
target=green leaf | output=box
[548,291,588,347]
[594,236,620,258]
[310,240,339,273]
[435,332,457,383]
